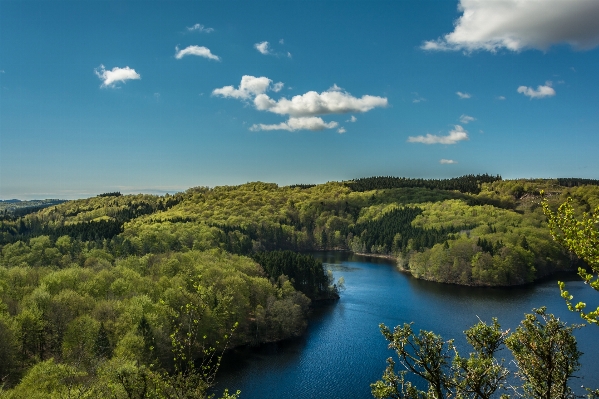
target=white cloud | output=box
[440,159,458,164]
[187,23,214,33]
[212,75,283,100]
[216,76,387,133]
[175,45,220,61]
[337,127,346,134]
[456,91,471,99]
[253,89,388,117]
[422,0,599,52]
[517,83,556,99]
[255,41,271,55]
[94,65,140,88]
[497,96,506,100]
[412,93,426,103]
[408,125,469,145]
[250,117,338,132]
[255,41,292,58]
[459,114,475,124]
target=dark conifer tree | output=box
[94,322,112,360]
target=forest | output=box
[0,175,597,397]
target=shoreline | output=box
[316,249,579,288]
[352,252,398,262]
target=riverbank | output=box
[215,252,599,399]
[353,252,398,262]
[317,249,578,288]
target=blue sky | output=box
[1,0,599,199]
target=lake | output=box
[216,252,599,398]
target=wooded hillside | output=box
[0,175,596,396]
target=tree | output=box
[372,311,583,399]
[372,318,508,399]
[94,322,112,360]
[136,315,156,366]
[0,313,19,387]
[164,280,238,399]
[505,308,581,399]
[542,196,599,325]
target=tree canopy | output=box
[543,195,599,325]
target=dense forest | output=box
[0,175,597,397]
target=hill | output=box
[1,175,597,395]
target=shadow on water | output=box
[216,298,338,379]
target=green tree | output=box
[164,280,238,399]
[372,319,508,399]
[505,308,581,399]
[0,313,19,386]
[372,311,583,399]
[94,322,112,360]
[136,315,156,366]
[542,196,599,324]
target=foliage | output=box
[542,196,599,324]
[251,250,337,299]
[505,308,581,399]
[0,248,310,395]
[349,206,469,256]
[0,200,66,221]
[372,310,582,399]
[347,174,502,194]
[1,176,597,394]
[97,192,123,197]
[556,178,599,188]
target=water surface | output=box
[216,252,599,398]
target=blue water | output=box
[216,252,599,398]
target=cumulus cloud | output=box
[459,114,475,124]
[94,65,140,88]
[253,89,388,117]
[497,96,506,100]
[440,159,458,164]
[347,115,357,123]
[250,117,338,132]
[408,125,469,145]
[187,23,214,33]
[212,75,283,100]
[255,41,271,55]
[175,45,220,61]
[517,83,556,99]
[337,127,346,134]
[422,0,599,52]
[215,76,387,132]
[456,91,471,99]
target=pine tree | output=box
[94,322,112,360]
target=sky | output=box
[1,0,599,199]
